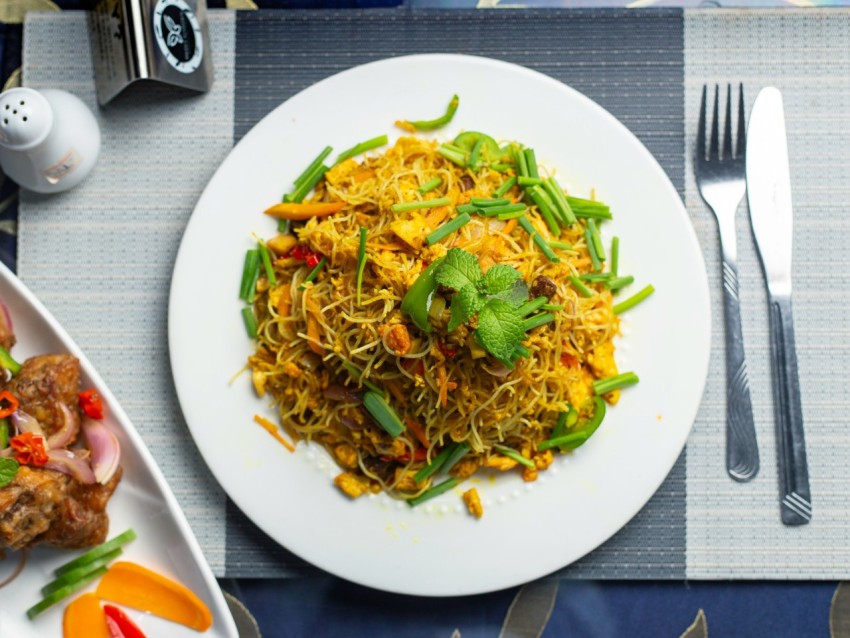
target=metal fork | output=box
[696,84,760,482]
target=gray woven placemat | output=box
[17,7,850,579]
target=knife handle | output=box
[721,257,759,482]
[768,295,811,525]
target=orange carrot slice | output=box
[96,562,212,632]
[263,202,346,220]
[63,593,109,638]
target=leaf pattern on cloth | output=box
[498,578,559,638]
[831,582,850,638]
[680,608,708,638]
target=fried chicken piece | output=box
[5,354,81,442]
[0,465,122,550]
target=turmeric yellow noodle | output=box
[248,136,623,513]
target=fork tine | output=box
[723,83,733,161]
[697,84,707,161]
[736,82,746,159]
[709,84,720,161]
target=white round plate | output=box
[169,54,710,596]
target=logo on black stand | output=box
[152,0,204,74]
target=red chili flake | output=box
[560,352,579,368]
[437,339,458,359]
[289,244,322,268]
[78,388,105,419]
[10,432,48,467]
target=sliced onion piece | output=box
[482,362,512,377]
[322,385,362,404]
[81,418,120,484]
[46,403,80,450]
[11,410,44,437]
[45,449,96,484]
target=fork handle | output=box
[768,294,811,525]
[720,254,760,482]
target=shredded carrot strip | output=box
[436,364,457,408]
[264,201,346,220]
[502,218,517,235]
[306,315,323,355]
[385,379,408,407]
[276,284,291,317]
[404,417,430,448]
[254,415,295,452]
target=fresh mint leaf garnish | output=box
[0,457,19,488]
[435,248,481,292]
[434,247,537,365]
[475,300,526,366]
[481,264,520,295]
[448,283,486,332]
[492,279,529,307]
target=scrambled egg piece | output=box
[390,213,427,251]
[463,488,483,519]
[484,456,518,472]
[383,323,412,356]
[449,457,480,480]
[333,443,358,469]
[334,471,371,499]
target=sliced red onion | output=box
[339,415,366,431]
[11,410,44,437]
[46,403,79,450]
[0,298,13,339]
[81,418,120,484]
[45,449,96,484]
[322,384,363,404]
[482,362,512,377]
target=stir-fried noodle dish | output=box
[241,99,650,517]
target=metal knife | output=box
[746,87,811,525]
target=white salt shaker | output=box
[0,87,100,194]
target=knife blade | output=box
[746,87,811,525]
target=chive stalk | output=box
[613,284,655,314]
[593,372,639,395]
[476,203,526,217]
[392,197,451,213]
[490,163,512,172]
[493,444,535,469]
[437,145,467,167]
[426,213,471,245]
[287,164,328,203]
[356,227,368,306]
[518,216,560,263]
[418,177,442,195]
[528,186,560,236]
[497,211,525,220]
[258,241,276,287]
[471,197,510,207]
[362,391,405,438]
[523,149,540,179]
[0,418,8,448]
[277,219,291,234]
[523,312,555,332]
[542,303,564,311]
[407,477,460,507]
[467,137,485,171]
[515,147,529,178]
[566,195,612,220]
[543,177,577,226]
[610,236,620,276]
[414,444,457,483]
[549,240,572,251]
[494,176,517,198]
[569,275,594,298]
[241,307,258,339]
[588,219,606,262]
[585,227,602,271]
[579,273,613,282]
[517,176,543,187]
[518,296,548,316]
[293,146,332,187]
[335,135,389,165]
[239,249,260,300]
[441,443,471,475]
[607,275,635,291]
[298,257,327,290]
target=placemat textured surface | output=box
[17,8,850,579]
